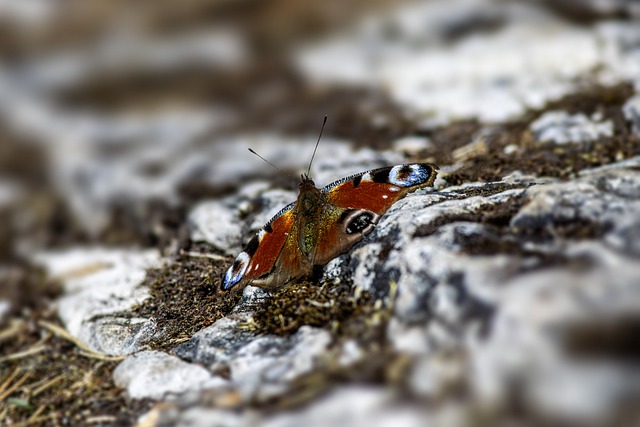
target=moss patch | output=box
[128,243,241,351]
[240,279,386,338]
[128,243,389,343]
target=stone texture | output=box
[623,93,640,136]
[126,162,640,425]
[114,351,226,400]
[296,1,640,125]
[39,162,640,423]
[530,111,614,144]
[188,184,294,255]
[149,386,439,427]
[0,299,10,324]
[470,239,640,422]
[33,248,163,355]
[174,319,332,403]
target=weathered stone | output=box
[175,318,332,403]
[0,299,10,324]
[173,316,257,367]
[153,386,434,427]
[530,111,614,144]
[33,248,163,355]
[622,93,640,136]
[296,2,640,124]
[188,184,295,255]
[470,240,640,422]
[114,351,226,400]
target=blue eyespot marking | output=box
[388,164,430,187]
[222,252,250,290]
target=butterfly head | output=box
[297,174,322,216]
[300,174,315,187]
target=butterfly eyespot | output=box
[345,211,375,234]
[388,164,429,187]
[222,252,250,290]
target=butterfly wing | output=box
[323,163,438,213]
[313,163,438,264]
[222,163,438,292]
[221,203,295,291]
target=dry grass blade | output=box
[0,370,31,402]
[31,375,65,397]
[28,405,46,421]
[77,350,125,361]
[0,345,47,363]
[180,250,229,261]
[0,368,21,395]
[37,320,123,361]
[37,321,90,351]
[0,319,25,343]
[86,415,117,424]
[54,261,113,281]
[10,413,59,427]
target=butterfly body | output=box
[222,163,438,292]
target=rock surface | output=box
[4,0,640,426]
[114,351,226,400]
[530,111,614,144]
[33,248,164,355]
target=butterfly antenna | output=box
[248,148,288,176]
[306,115,327,177]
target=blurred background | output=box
[0,0,423,258]
[0,0,639,264]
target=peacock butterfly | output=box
[221,122,438,293]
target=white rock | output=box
[33,247,163,355]
[392,136,431,155]
[470,241,640,421]
[263,386,426,427]
[296,3,640,126]
[409,353,465,398]
[230,326,331,384]
[173,408,253,427]
[0,299,10,324]
[174,319,332,403]
[295,1,612,124]
[114,351,226,400]
[189,200,245,255]
[622,93,640,136]
[338,340,364,367]
[530,111,614,144]
[172,316,257,366]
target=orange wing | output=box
[323,163,437,212]
[222,203,294,291]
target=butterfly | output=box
[221,162,438,293]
